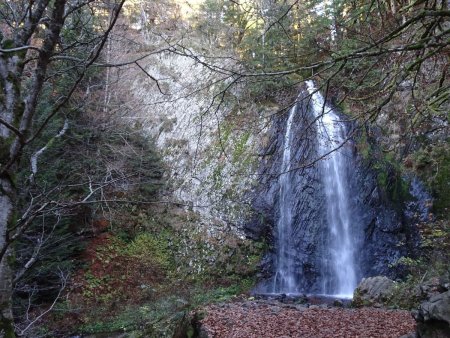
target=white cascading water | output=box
[306,80,357,298]
[272,101,297,294]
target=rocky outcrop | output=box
[355,161,430,279]
[414,291,450,338]
[248,84,428,294]
[353,276,397,307]
[416,277,449,301]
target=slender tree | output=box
[0,0,125,334]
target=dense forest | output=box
[0,0,449,337]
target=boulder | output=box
[353,276,396,307]
[415,277,447,300]
[414,290,450,338]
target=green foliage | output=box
[419,218,450,269]
[190,279,255,306]
[385,217,450,310]
[195,0,332,97]
[46,200,266,335]
[82,272,115,302]
[75,273,255,335]
[0,317,15,338]
[78,296,191,336]
[79,305,146,333]
[126,233,173,271]
[385,276,422,310]
[243,76,297,100]
[196,0,249,47]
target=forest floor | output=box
[196,298,416,338]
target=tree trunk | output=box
[0,177,15,337]
[0,1,125,334]
[0,48,18,338]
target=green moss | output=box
[219,123,233,146]
[355,125,414,208]
[374,158,411,208]
[411,143,450,216]
[211,163,224,189]
[356,127,371,160]
[389,173,411,205]
[377,171,388,187]
[232,131,251,163]
[432,153,450,216]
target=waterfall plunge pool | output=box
[251,292,354,306]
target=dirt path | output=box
[197,300,415,337]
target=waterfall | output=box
[262,82,359,297]
[253,81,419,298]
[306,81,357,298]
[272,101,298,294]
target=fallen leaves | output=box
[199,300,415,337]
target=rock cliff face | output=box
[118,41,430,293]
[248,85,430,294]
[121,47,265,229]
[353,162,429,279]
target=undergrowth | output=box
[41,205,264,336]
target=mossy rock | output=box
[352,276,396,307]
[411,143,450,217]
